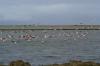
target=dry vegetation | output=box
[0,60,100,66]
[44,60,100,66]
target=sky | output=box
[0,0,99,25]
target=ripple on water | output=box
[0,30,100,65]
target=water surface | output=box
[0,30,100,66]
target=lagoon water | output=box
[0,30,100,66]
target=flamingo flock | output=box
[0,30,89,43]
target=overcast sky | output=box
[0,0,99,25]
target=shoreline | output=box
[0,25,100,30]
[0,60,100,66]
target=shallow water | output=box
[0,30,100,66]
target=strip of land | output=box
[0,60,100,66]
[0,25,100,30]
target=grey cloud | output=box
[0,0,99,24]
[0,3,69,19]
[0,0,99,6]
